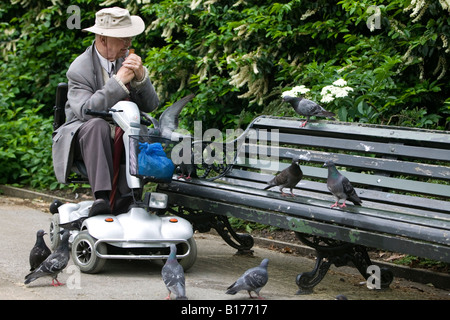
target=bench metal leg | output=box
[213,215,254,254]
[295,233,393,294]
[168,207,254,254]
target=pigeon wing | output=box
[24,251,68,283]
[141,112,160,129]
[159,94,195,139]
[244,268,268,291]
[342,177,362,205]
[299,99,335,118]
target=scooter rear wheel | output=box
[49,213,61,250]
[71,231,107,274]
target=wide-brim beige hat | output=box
[83,7,145,38]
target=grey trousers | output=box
[74,118,136,214]
[75,118,114,195]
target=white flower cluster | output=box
[403,0,450,21]
[438,0,450,12]
[281,80,353,103]
[300,8,319,21]
[441,34,449,53]
[320,79,354,103]
[229,48,268,105]
[404,0,429,22]
[281,85,310,98]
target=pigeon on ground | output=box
[24,229,71,287]
[161,244,187,300]
[142,94,195,140]
[29,230,51,272]
[226,258,269,299]
[283,95,335,127]
[323,160,362,208]
[264,158,303,196]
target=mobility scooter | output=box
[49,83,197,274]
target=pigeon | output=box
[29,230,51,272]
[161,244,187,300]
[226,258,269,299]
[24,229,71,287]
[283,95,335,127]
[264,158,303,196]
[323,160,362,208]
[142,94,195,140]
[177,147,197,180]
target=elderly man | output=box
[52,7,159,215]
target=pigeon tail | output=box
[320,111,336,119]
[225,284,239,295]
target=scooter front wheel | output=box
[174,237,197,272]
[71,231,107,274]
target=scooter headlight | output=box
[148,192,168,209]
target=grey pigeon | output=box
[324,160,362,208]
[24,229,70,287]
[264,158,303,196]
[177,147,197,180]
[283,95,335,127]
[29,230,51,272]
[142,94,195,140]
[161,244,187,300]
[226,258,269,299]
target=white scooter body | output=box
[52,101,196,272]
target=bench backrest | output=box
[224,116,450,215]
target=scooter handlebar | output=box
[84,108,124,117]
[84,108,152,126]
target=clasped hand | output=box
[116,53,145,85]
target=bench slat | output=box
[252,116,450,147]
[260,131,450,162]
[241,144,450,180]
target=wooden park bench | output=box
[159,115,450,294]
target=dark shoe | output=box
[112,195,134,215]
[89,199,112,217]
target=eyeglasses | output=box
[118,37,133,45]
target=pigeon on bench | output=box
[264,158,303,197]
[324,160,362,208]
[283,95,335,127]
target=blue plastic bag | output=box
[138,142,175,181]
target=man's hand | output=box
[116,65,135,85]
[122,53,145,82]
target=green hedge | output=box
[1,0,449,188]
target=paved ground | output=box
[0,195,449,302]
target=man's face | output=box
[103,36,133,61]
